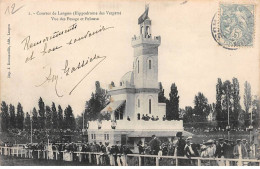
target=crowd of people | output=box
[137,132,259,166]
[1,131,259,166]
[20,140,133,166]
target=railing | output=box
[0,146,259,166]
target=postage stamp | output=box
[219,4,255,47]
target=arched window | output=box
[149,60,151,69]
[149,99,151,114]
[138,99,140,108]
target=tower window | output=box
[149,99,151,114]
[138,60,139,73]
[138,99,140,108]
[137,113,140,120]
[149,60,151,69]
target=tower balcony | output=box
[131,35,161,47]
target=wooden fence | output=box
[0,146,259,166]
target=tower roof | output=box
[120,71,134,86]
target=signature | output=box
[35,66,63,97]
[35,54,107,97]
[68,55,106,95]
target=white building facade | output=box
[87,7,190,152]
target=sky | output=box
[1,0,259,116]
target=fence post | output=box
[176,158,178,166]
[125,155,128,166]
[139,156,142,166]
[156,157,159,166]
[16,148,19,157]
[198,158,201,166]
[226,160,230,166]
[89,152,92,164]
[56,151,58,160]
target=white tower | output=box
[131,6,161,119]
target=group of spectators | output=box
[141,114,159,121]
[186,127,256,133]
[21,141,133,166]
[137,132,259,166]
[1,131,259,166]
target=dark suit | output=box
[214,143,228,158]
[177,138,186,156]
[184,144,199,166]
[176,138,186,166]
[149,138,161,155]
[184,144,199,157]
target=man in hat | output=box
[184,137,199,165]
[214,138,227,158]
[224,139,233,159]
[115,141,123,166]
[176,132,186,165]
[242,139,250,157]
[149,135,161,155]
[214,138,228,166]
[233,139,247,166]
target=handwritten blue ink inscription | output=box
[220,4,254,47]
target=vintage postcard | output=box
[0,0,259,166]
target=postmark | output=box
[211,3,255,49]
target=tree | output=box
[231,78,241,128]
[244,81,252,127]
[85,81,109,121]
[64,105,76,130]
[75,115,83,130]
[158,82,167,103]
[51,102,58,130]
[57,105,63,130]
[9,104,16,129]
[252,95,259,128]
[38,97,46,129]
[16,102,24,130]
[216,78,224,128]
[32,107,38,129]
[183,106,194,125]
[24,112,31,131]
[193,92,210,127]
[166,83,179,120]
[1,101,9,132]
[45,106,52,129]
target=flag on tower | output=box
[138,4,149,24]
